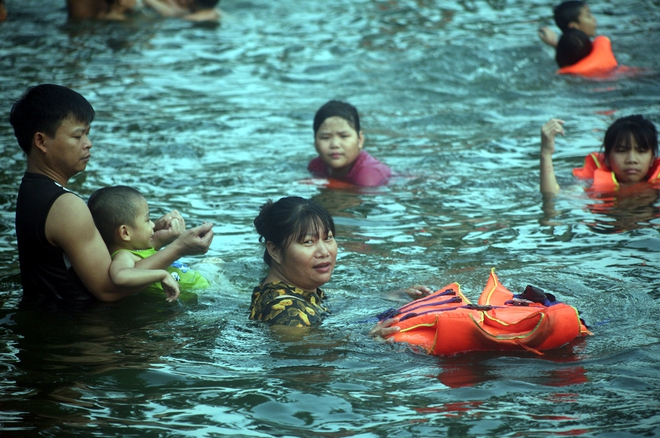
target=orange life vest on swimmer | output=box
[557,36,618,77]
[381,269,591,356]
[573,152,660,192]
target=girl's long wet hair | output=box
[603,115,658,159]
[254,197,335,266]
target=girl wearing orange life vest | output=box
[540,115,659,196]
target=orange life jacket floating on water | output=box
[383,269,591,356]
[572,152,660,192]
[557,35,618,77]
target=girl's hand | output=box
[541,119,565,156]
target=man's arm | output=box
[134,222,214,270]
[46,193,142,302]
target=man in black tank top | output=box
[10,84,215,307]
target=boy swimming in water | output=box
[143,0,221,22]
[88,186,210,301]
[538,1,597,48]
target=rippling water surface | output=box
[1,0,660,436]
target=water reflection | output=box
[541,185,660,233]
[0,295,186,431]
[435,348,589,389]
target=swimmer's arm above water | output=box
[540,118,564,196]
[538,26,558,47]
[111,251,180,302]
[136,222,214,271]
[151,210,185,250]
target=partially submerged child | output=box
[143,0,221,22]
[540,115,660,196]
[308,100,391,187]
[88,186,210,301]
[538,1,618,76]
[538,1,597,48]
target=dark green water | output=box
[1,0,660,436]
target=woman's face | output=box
[314,116,364,178]
[607,136,653,185]
[269,226,338,292]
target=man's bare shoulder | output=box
[46,192,97,247]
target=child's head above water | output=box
[554,1,597,36]
[313,100,365,177]
[555,29,592,67]
[313,100,360,135]
[88,186,155,250]
[603,115,658,184]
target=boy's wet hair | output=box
[553,1,587,32]
[9,84,95,155]
[603,115,659,159]
[555,29,592,67]
[313,100,361,136]
[88,186,146,247]
[254,197,335,266]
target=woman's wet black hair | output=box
[313,100,360,136]
[254,197,335,266]
[603,115,658,159]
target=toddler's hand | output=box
[160,273,180,302]
[153,210,186,248]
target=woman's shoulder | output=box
[252,281,325,300]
